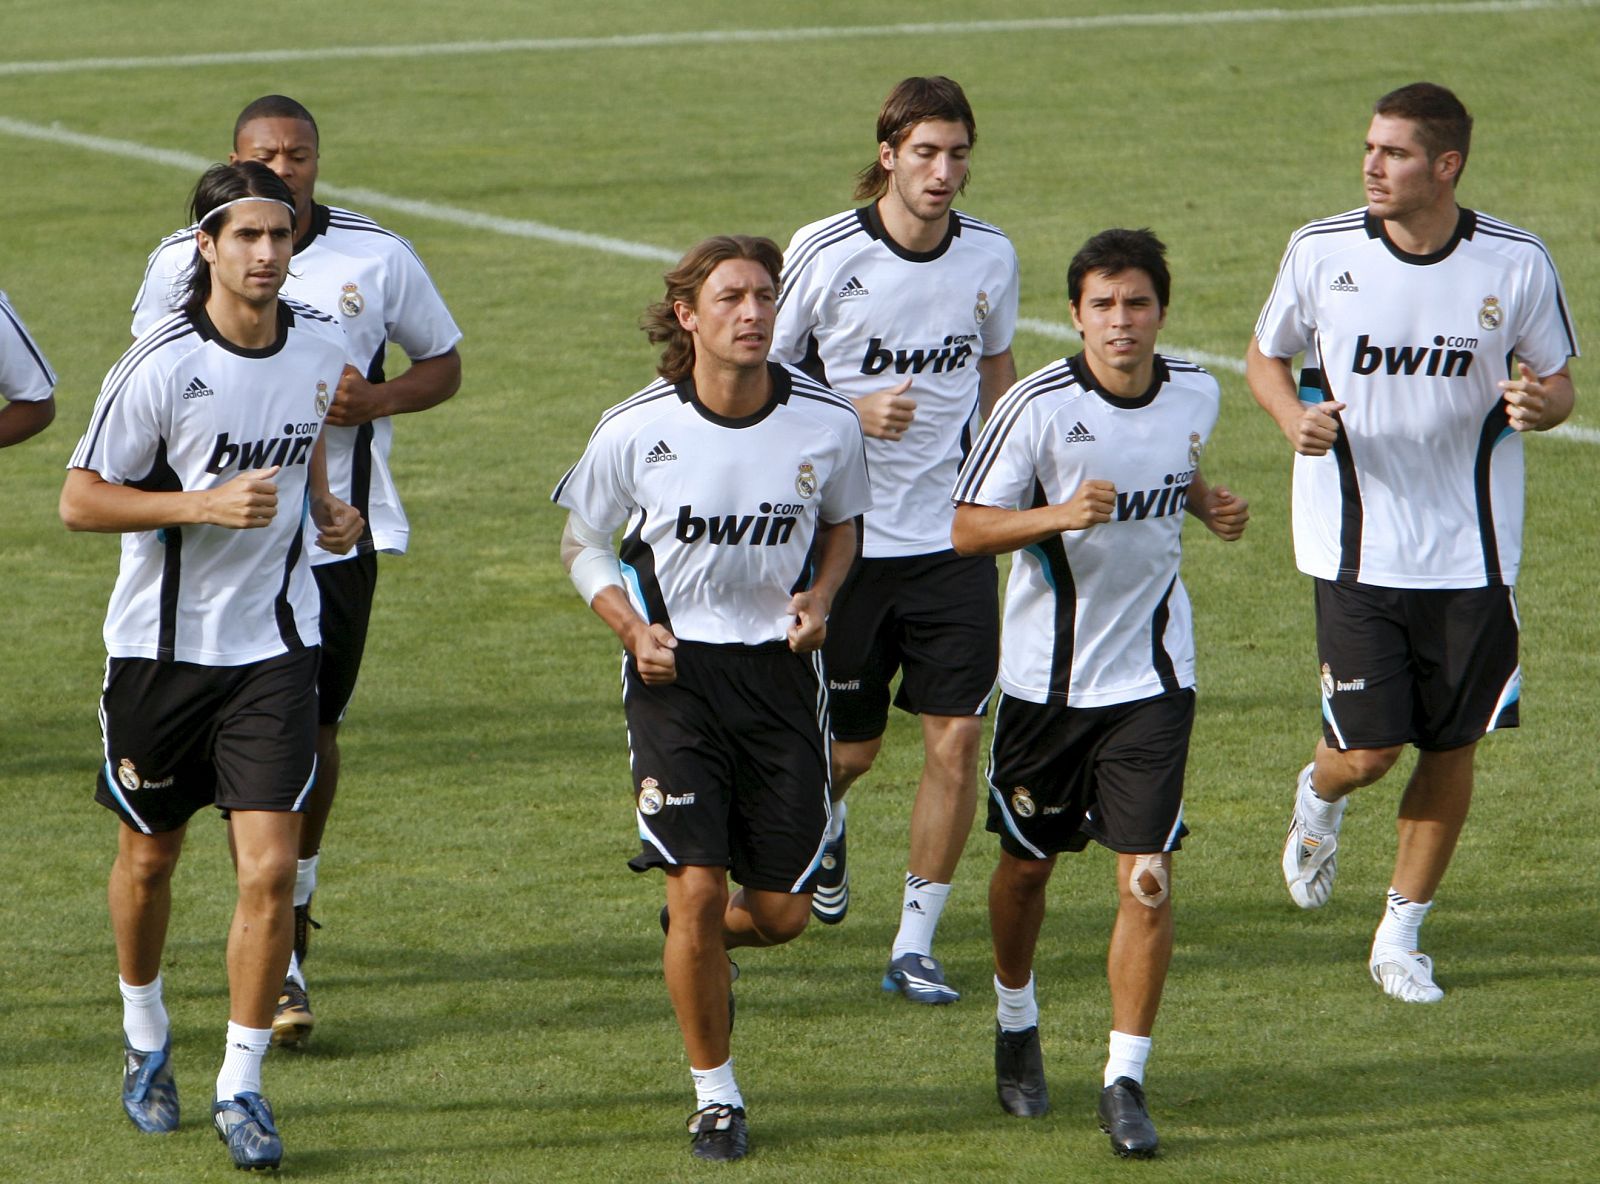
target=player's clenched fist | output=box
[203,465,280,529]
[1058,478,1117,531]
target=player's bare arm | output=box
[307,437,364,554]
[850,375,916,441]
[786,515,859,653]
[0,396,55,447]
[1500,361,1575,432]
[590,586,678,685]
[324,348,462,427]
[1184,470,1250,542]
[977,348,1018,420]
[61,465,282,533]
[1245,337,1346,456]
[951,479,1117,556]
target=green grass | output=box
[3,1,1598,1179]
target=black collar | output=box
[1068,352,1170,410]
[673,362,792,427]
[191,300,293,358]
[1364,206,1475,266]
[857,202,958,262]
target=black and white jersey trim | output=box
[777,212,865,317]
[70,317,199,468]
[953,362,1081,502]
[0,298,57,388]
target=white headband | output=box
[198,196,297,232]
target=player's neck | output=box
[875,195,950,254]
[1081,352,1155,400]
[692,359,773,419]
[205,292,280,350]
[1382,197,1460,256]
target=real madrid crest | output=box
[638,777,664,816]
[1188,432,1203,468]
[117,758,141,793]
[315,380,330,417]
[975,289,990,326]
[1478,295,1502,332]
[339,282,365,318]
[795,462,818,499]
[1320,662,1335,700]
[1010,787,1036,819]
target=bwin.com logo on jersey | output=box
[675,502,800,547]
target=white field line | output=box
[1,115,1589,443]
[0,0,1593,76]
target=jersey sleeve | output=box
[130,235,193,338]
[980,240,1021,357]
[380,242,463,362]
[819,415,873,524]
[771,227,824,367]
[1514,249,1580,375]
[1252,233,1316,360]
[550,417,637,534]
[68,349,169,485]
[952,386,1044,510]
[0,293,56,403]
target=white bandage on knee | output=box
[561,513,623,605]
[1129,853,1170,909]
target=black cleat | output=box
[271,978,314,1049]
[659,905,737,1033]
[1098,1076,1159,1158]
[810,823,848,924]
[687,1103,748,1162]
[994,1025,1049,1117]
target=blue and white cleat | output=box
[213,1092,282,1171]
[882,952,960,1005]
[122,1038,180,1133]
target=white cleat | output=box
[1369,945,1445,1003]
[1282,762,1346,909]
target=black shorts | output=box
[823,550,999,742]
[1315,580,1519,752]
[623,641,831,893]
[313,552,379,725]
[985,689,1194,859]
[94,648,320,834]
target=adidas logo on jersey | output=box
[182,376,215,400]
[675,502,801,547]
[645,439,677,464]
[1351,333,1476,378]
[861,334,976,377]
[837,276,869,299]
[1329,271,1359,292]
[1063,420,1096,443]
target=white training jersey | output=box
[131,204,462,564]
[0,290,56,404]
[772,204,1019,558]
[552,363,873,646]
[1254,206,1578,589]
[69,300,358,666]
[954,354,1220,708]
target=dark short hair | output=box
[1067,228,1172,312]
[233,94,319,149]
[182,161,295,318]
[640,235,784,381]
[1373,82,1472,181]
[854,76,976,202]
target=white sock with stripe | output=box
[891,875,950,959]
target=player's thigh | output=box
[1407,585,1520,748]
[1315,579,1416,749]
[895,550,999,718]
[210,648,321,815]
[312,552,379,725]
[95,657,223,833]
[1081,689,1195,855]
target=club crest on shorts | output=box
[315,380,330,417]
[339,282,365,318]
[1188,431,1203,468]
[1320,662,1335,699]
[117,758,141,793]
[795,462,817,499]
[1478,296,1503,332]
[974,289,990,326]
[1010,787,1036,818]
[638,777,664,815]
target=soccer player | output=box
[953,229,1249,1158]
[131,95,463,1045]
[552,235,870,1161]
[0,289,56,447]
[1247,83,1579,1003]
[62,161,364,1171]
[771,76,1019,1002]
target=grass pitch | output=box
[2,2,1597,1180]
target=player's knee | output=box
[1340,745,1403,786]
[234,846,297,902]
[763,907,811,945]
[1127,853,1171,910]
[832,739,881,786]
[118,843,180,890]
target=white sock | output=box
[690,1058,743,1109]
[215,1021,272,1102]
[1374,887,1432,952]
[994,973,1038,1032]
[891,876,951,959]
[294,855,319,908]
[824,798,847,844]
[286,951,305,990]
[1301,770,1344,832]
[119,975,170,1053]
[1105,1030,1152,1087]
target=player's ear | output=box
[196,229,218,265]
[1068,301,1083,334]
[878,140,895,172]
[672,300,697,333]
[1435,149,1463,186]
